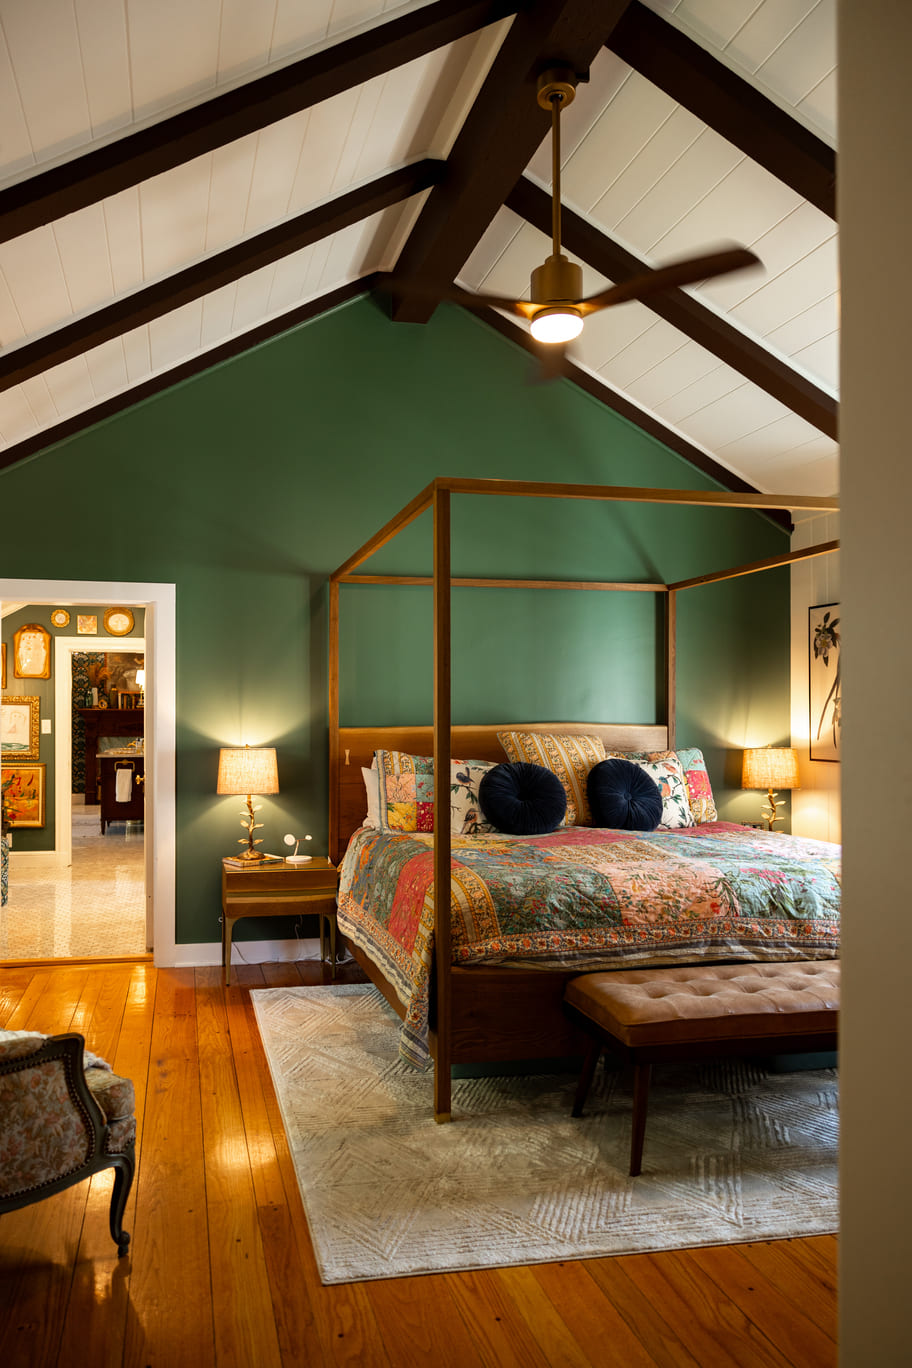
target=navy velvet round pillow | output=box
[587,758,663,831]
[478,762,567,835]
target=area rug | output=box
[250,983,838,1284]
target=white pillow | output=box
[361,767,381,829]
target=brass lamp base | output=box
[236,794,268,859]
[761,788,784,830]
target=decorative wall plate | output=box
[104,608,135,636]
[50,608,70,627]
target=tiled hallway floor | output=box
[1,801,146,960]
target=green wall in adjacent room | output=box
[0,295,790,944]
[1,605,145,852]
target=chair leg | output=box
[629,1060,651,1176]
[571,1035,603,1117]
[107,1149,135,1256]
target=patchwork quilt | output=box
[336,823,841,1069]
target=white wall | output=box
[838,4,912,1363]
[790,514,840,841]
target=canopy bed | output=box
[328,477,840,1121]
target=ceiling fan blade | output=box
[578,248,761,314]
[375,273,532,320]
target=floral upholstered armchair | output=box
[0,1030,136,1255]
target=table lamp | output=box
[217,746,279,861]
[741,747,800,829]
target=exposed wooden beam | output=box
[0,276,379,475]
[607,1,836,218]
[0,0,519,245]
[390,0,631,323]
[0,161,443,394]
[473,305,795,531]
[506,177,839,438]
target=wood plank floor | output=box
[0,959,838,1367]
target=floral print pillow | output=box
[606,747,716,824]
[631,755,695,829]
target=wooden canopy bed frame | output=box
[328,477,839,1121]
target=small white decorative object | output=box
[284,833,313,863]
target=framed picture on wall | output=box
[1,641,5,689]
[1,762,46,827]
[1,696,40,761]
[809,603,841,762]
[13,623,51,679]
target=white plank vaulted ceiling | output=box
[0,0,838,498]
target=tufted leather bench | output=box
[564,961,839,1176]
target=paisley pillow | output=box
[496,731,606,826]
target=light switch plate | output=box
[41,719,52,733]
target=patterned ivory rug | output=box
[250,983,838,1285]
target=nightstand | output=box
[221,857,340,986]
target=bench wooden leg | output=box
[571,1036,602,1117]
[629,1060,651,1176]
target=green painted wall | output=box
[0,297,790,943]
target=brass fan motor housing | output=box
[531,253,583,306]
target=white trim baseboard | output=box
[8,850,68,871]
[168,937,325,969]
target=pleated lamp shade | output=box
[217,746,279,796]
[741,747,800,792]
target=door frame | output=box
[1,578,175,964]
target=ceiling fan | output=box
[388,69,761,371]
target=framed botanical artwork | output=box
[104,607,135,636]
[809,603,841,762]
[1,696,40,761]
[50,608,70,628]
[13,623,51,678]
[1,762,46,828]
[77,614,98,635]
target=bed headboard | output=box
[331,721,668,862]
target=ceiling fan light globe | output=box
[530,307,583,344]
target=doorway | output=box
[61,637,147,956]
[1,577,175,965]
